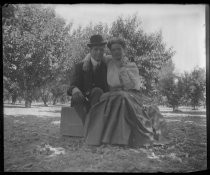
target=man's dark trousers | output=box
[72,87,104,125]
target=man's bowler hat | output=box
[87,34,107,48]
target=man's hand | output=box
[67,86,81,96]
[72,87,82,95]
[71,87,85,105]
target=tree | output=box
[3,76,22,104]
[109,15,175,96]
[3,4,72,107]
[49,75,68,105]
[159,72,184,111]
[186,67,206,110]
[2,4,17,25]
[3,8,177,108]
[39,85,52,107]
[64,15,175,103]
[68,22,110,66]
[156,59,175,105]
[179,71,191,106]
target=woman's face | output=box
[110,43,125,60]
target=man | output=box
[67,34,109,125]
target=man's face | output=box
[90,45,105,62]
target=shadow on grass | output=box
[32,104,69,108]
[3,104,51,108]
[3,105,26,108]
[4,103,69,109]
[4,114,61,120]
[161,110,206,115]
[4,114,83,141]
[45,110,61,113]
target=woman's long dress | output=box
[84,59,169,147]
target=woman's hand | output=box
[121,56,129,66]
[119,67,135,90]
[103,54,112,65]
[119,62,146,90]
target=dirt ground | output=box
[3,103,207,172]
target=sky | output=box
[52,4,206,73]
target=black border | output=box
[1,2,210,173]
[205,4,210,172]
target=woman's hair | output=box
[107,37,126,50]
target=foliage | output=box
[109,15,175,96]
[158,66,206,110]
[2,4,17,25]
[158,72,185,111]
[183,67,206,109]
[155,59,175,105]
[3,76,23,104]
[3,4,72,107]
[3,5,206,110]
[69,22,110,65]
[49,75,69,105]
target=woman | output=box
[83,38,169,147]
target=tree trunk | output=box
[60,97,66,104]
[25,90,32,108]
[53,98,57,105]
[42,96,48,107]
[25,100,32,108]
[44,100,48,106]
[172,106,179,112]
[11,95,17,104]
[44,101,48,106]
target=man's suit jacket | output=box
[68,60,109,98]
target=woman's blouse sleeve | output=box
[119,62,145,90]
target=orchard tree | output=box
[49,75,69,105]
[179,71,191,106]
[3,76,21,104]
[109,15,175,96]
[51,85,65,105]
[187,67,206,110]
[156,59,175,105]
[68,22,109,66]
[40,85,52,107]
[3,4,72,107]
[159,73,184,111]
[67,15,175,101]
[2,4,17,25]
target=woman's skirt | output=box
[84,89,169,147]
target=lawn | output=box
[3,103,207,172]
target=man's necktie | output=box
[94,63,99,72]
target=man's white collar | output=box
[91,57,101,67]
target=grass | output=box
[3,103,207,172]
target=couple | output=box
[67,34,169,147]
